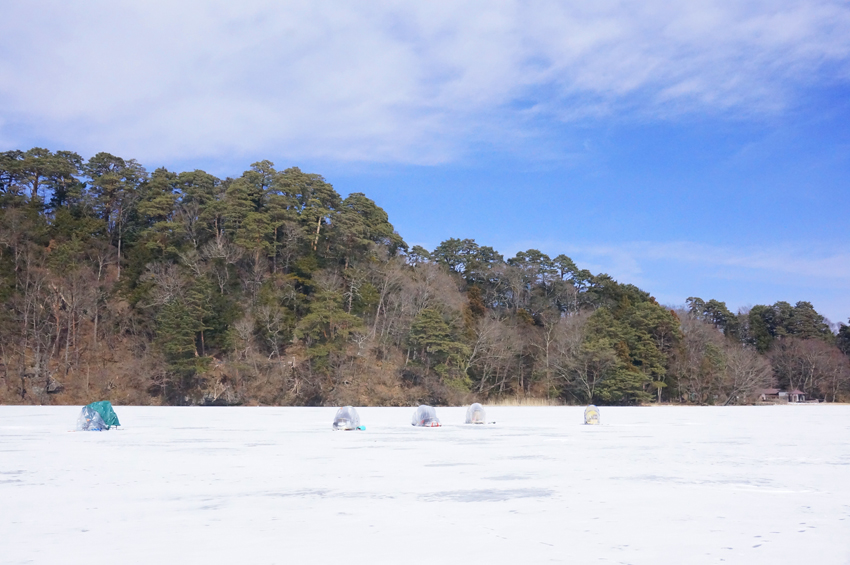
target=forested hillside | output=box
[2,148,849,406]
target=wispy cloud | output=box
[556,241,850,284]
[1,1,849,163]
[501,239,849,320]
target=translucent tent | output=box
[584,405,600,425]
[412,405,441,427]
[465,403,486,424]
[332,406,364,431]
[76,401,120,431]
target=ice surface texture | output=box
[2,405,850,564]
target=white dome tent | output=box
[411,405,441,427]
[332,406,364,430]
[584,405,600,425]
[465,403,487,424]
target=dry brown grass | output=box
[487,396,566,407]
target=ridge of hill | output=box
[1,148,848,405]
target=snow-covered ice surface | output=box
[2,406,849,564]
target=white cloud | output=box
[510,239,850,321]
[558,241,850,283]
[1,0,849,163]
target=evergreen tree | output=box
[2,145,847,407]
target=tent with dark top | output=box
[76,401,121,431]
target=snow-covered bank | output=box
[2,406,849,564]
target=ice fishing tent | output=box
[465,403,486,424]
[412,405,441,427]
[584,405,600,425]
[333,406,364,430]
[76,401,121,431]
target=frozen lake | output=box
[2,405,849,564]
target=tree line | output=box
[1,147,849,406]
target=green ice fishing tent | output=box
[76,401,121,431]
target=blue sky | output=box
[1,1,849,322]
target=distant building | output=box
[757,388,807,403]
